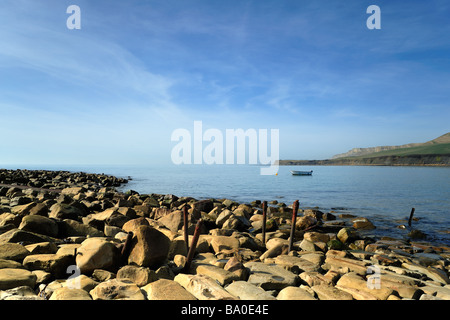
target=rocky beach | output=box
[0,168,449,301]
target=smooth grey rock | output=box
[225,281,276,300]
[244,262,298,290]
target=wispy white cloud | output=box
[0,1,189,164]
[0,1,177,116]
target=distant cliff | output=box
[331,143,422,159]
[279,132,450,167]
[278,154,450,166]
[332,132,450,159]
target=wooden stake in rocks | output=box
[183,205,189,253]
[120,231,134,264]
[288,200,299,252]
[408,207,415,227]
[183,219,203,273]
[262,200,267,244]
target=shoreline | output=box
[0,168,449,300]
[280,163,450,167]
[277,154,450,167]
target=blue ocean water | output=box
[3,164,450,245]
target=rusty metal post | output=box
[183,205,189,253]
[121,231,134,263]
[408,207,415,227]
[183,219,203,273]
[262,201,267,244]
[288,200,299,252]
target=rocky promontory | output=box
[278,154,450,166]
[0,168,449,300]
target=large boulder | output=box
[89,279,145,300]
[10,202,38,216]
[127,225,170,268]
[274,255,321,273]
[142,279,196,300]
[337,227,356,243]
[49,203,85,220]
[352,217,375,230]
[19,215,59,238]
[61,187,86,196]
[9,196,32,207]
[116,265,157,287]
[295,216,317,230]
[303,232,330,243]
[0,268,36,290]
[174,274,237,300]
[122,217,150,234]
[150,207,171,220]
[65,274,99,292]
[75,238,121,274]
[225,281,276,300]
[244,262,299,290]
[193,264,240,286]
[26,242,58,254]
[303,209,324,220]
[277,286,317,300]
[336,272,393,300]
[116,207,138,219]
[311,284,353,300]
[222,215,251,231]
[0,213,21,227]
[0,229,53,245]
[0,259,23,269]
[58,219,104,238]
[216,209,233,227]
[210,236,240,254]
[23,253,74,278]
[189,200,214,220]
[0,285,44,300]
[142,196,160,208]
[49,287,92,300]
[158,210,184,232]
[83,208,130,229]
[0,243,31,261]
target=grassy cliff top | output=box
[334,132,450,160]
[342,142,450,159]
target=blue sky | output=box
[0,0,449,165]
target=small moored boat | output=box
[290,170,313,176]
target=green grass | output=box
[346,143,450,159]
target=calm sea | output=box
[3,164,450,246]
